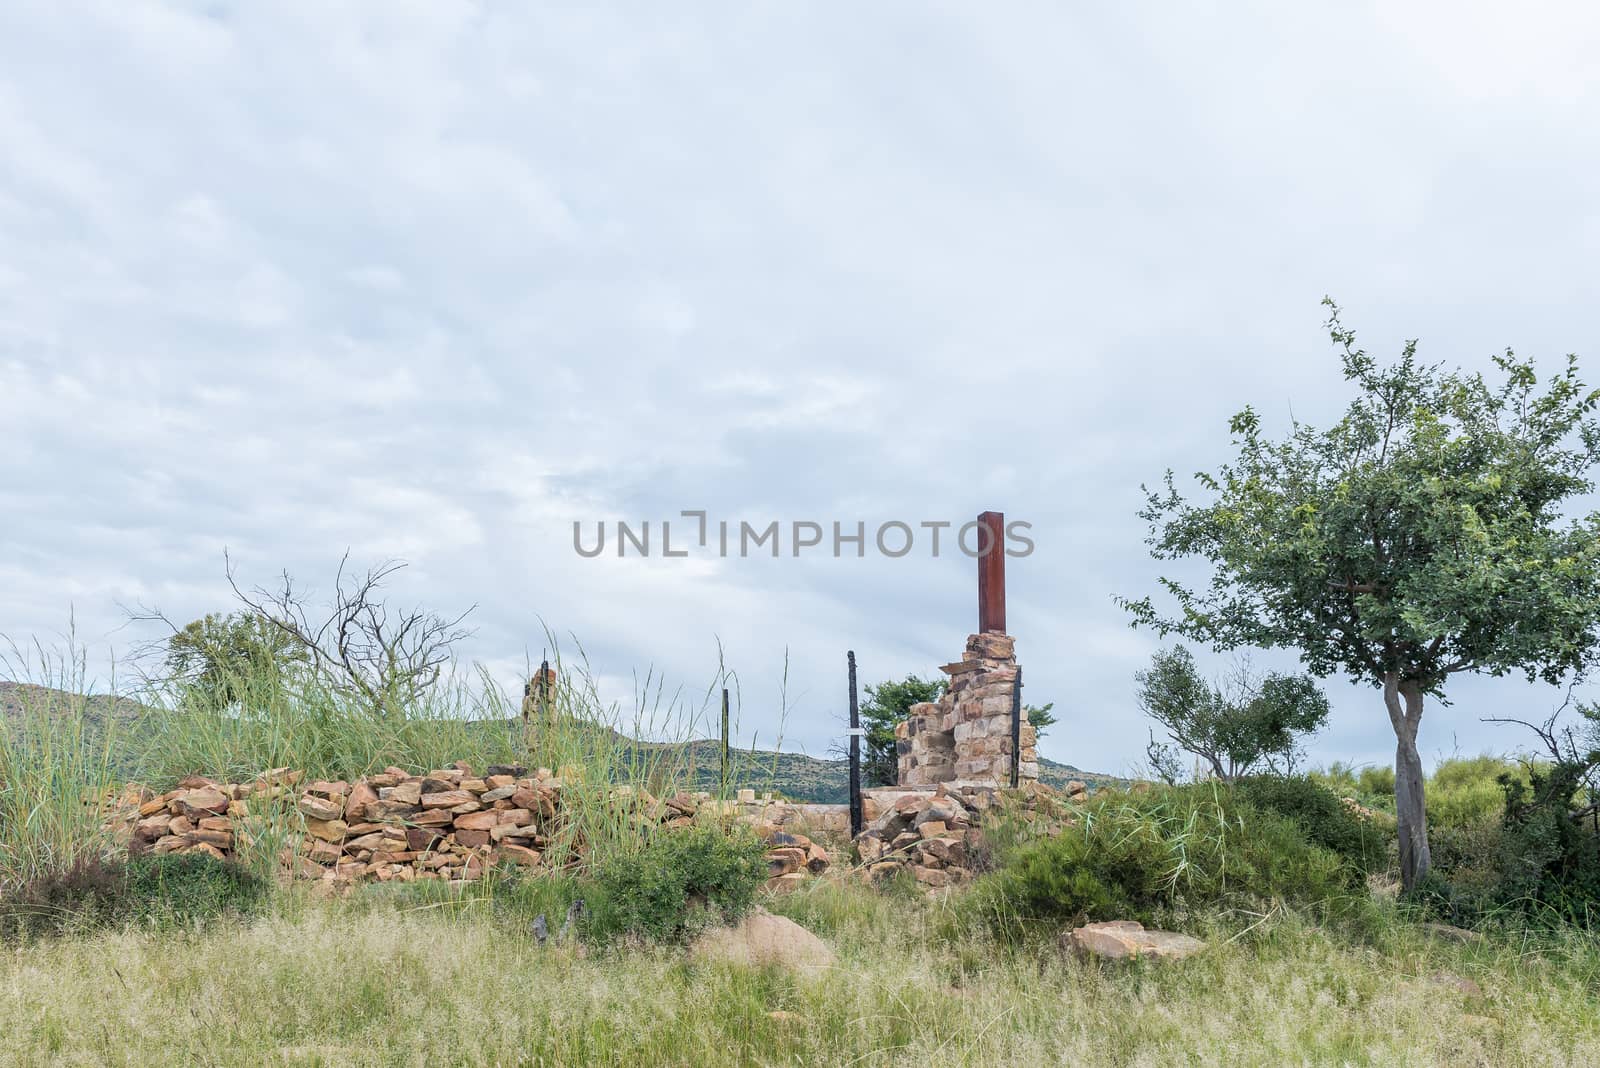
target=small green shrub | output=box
[0,852,269,941]
[969,784,1357,938]
[584,824,769,943]
[1235,774,1389,871]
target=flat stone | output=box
[1066,920,1205,962]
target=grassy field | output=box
[2,880,1597,1067]
[4,648,1598,1066]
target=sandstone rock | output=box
[346,830,405,853]
[406,826,444,851]
[135,813,174,841]
[454,810,499,831]
[137,795,173,818]
[499,843,542,866]
[367,800,420,822]
[344,782,378,822]
[152,834,188,855]
[689,908,835,973]
[389,781,422,806]
[1066,921,1205,962]
[298,794,344,822]
[305,818,347,844]
[421,789,475,810]
[479,785,518,804]
[178,788,230,819]
[307,839,343,864]
[192,827,234,850]
[455,828,491,849]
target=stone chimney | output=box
[895,631,1038,787]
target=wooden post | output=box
[848,650,862,839]
[720,686,731,792]
[977,510,1006,634]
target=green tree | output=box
[860,675,946,786]
[166,612,305,709]
[1025,702,1057,740]
[1136,646,1329,783]
[1123,302,1600,890]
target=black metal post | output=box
[720,686,730,792]
[848,650,862,838]
[1010,666,1023,788]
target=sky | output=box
[4,2,1600,778]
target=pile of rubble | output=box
[854,779,1083,888]
[116,764,834,889]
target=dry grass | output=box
[2,882,1599,1067]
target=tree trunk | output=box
[1384,672,1431,891]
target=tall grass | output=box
[4,883,1599,1066]
[0,636,124,893]
[2,626,770,885]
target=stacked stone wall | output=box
[894,632,1038,787]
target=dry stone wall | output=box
[111,765,835,892]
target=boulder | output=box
[1065,920,1205,962]
[689,908,835,973]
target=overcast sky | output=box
[4,2,1600,777]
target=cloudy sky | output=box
[4,2,1600,776]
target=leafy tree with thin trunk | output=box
[1123,301,1600,890]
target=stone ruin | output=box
[894,630,1038,787]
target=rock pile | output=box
[853,781,1075,888]
[118,764,834,889]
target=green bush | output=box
[584,824,769,943]
[1428,756,1530,830]
[1235,774,1389,871]
[969,784,1358,937]
[0,852,269,941]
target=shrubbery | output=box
[1234,774,1389,871]
[0,852,269,941]
[584,824,770,943]
[969,783,1358,937]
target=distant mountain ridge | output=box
[0,682,1126,801]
